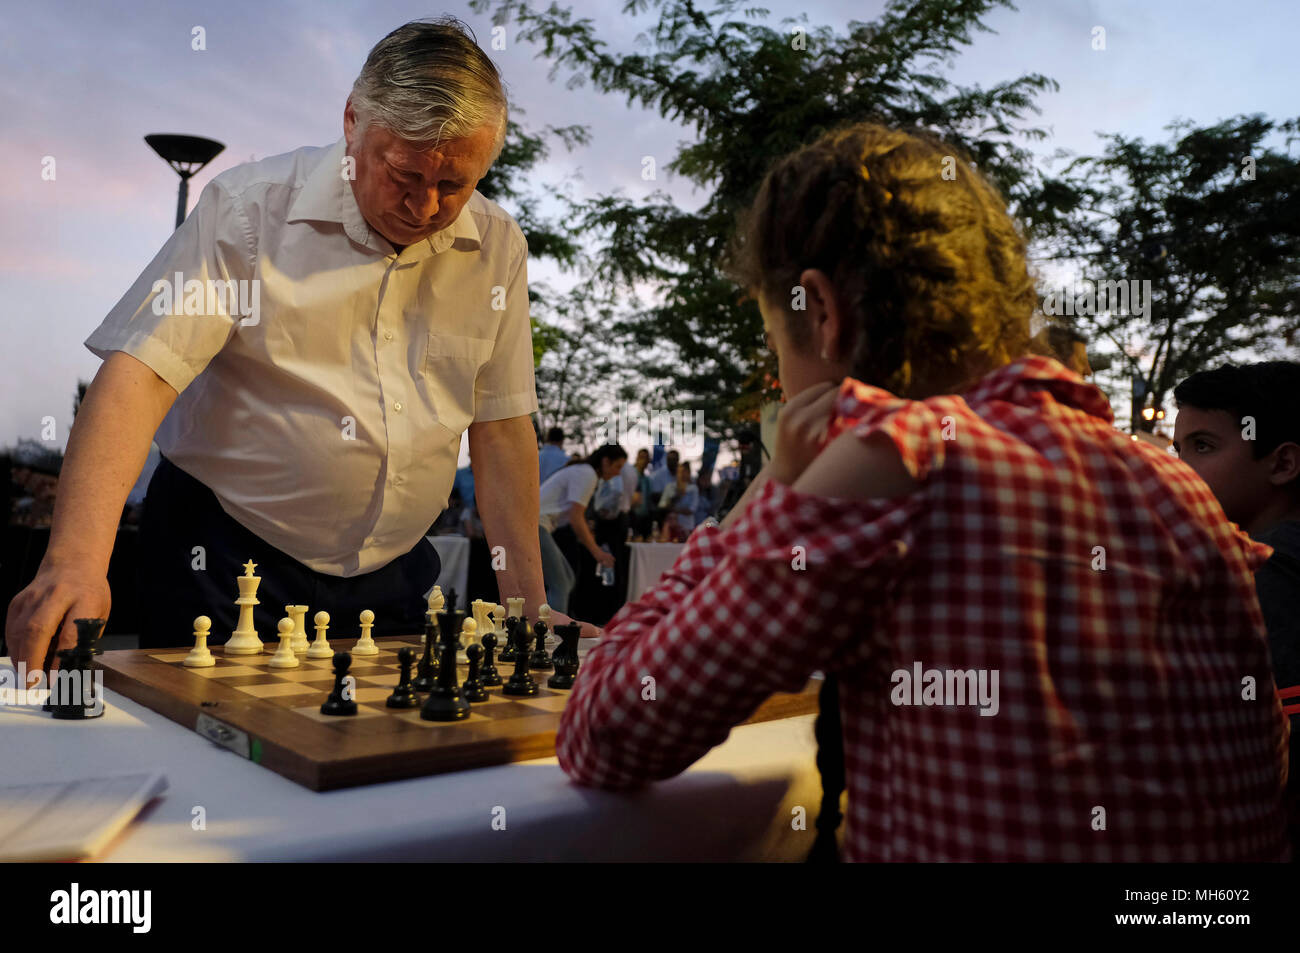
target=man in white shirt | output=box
[6,19,590,666]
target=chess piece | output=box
[224,559,264,655]
[268,617,300,669]
[386,647,420,709]
[420,621,470,721]
[499,616,519,663]
[506,596,525,623]
[184,616,216,667]
[436,601,465,654]
[548,622,582,689]
[494,604,506,640]
[462,644,489,702]
[74,617,107,656]
[459,617,477,653]
[423,586,444,643]
[306,610,333,659]
[502,620,539,697]
[529,618,552,671]
[288,605,310,653]
[479,631,503,687]
[49,620,104,719]
[413,619,438,692]
[320,652,358,716]
[353,609,378,655]
[471,600,494,644]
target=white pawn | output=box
[306,610,333,659]
[354,609,378,655]
[268,617,300,669]
[461,617,477,646]
[183,616,215,668]
[494,604,507,639]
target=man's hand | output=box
[4,351,172,676]
[593,548,616,569]
[767,381,841,487]
[5,564,112,678]
[547,607,602,640]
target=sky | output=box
[2,0,1298,456]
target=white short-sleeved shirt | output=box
[85,139,537,576]
[539,465,598,533]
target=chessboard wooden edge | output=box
[94,637,822,792]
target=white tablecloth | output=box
[0,664,821,861]
[426,535,470,601]
[627,542,685,601]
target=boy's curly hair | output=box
[726,123,1035,397]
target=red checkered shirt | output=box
[556,356,1289,861]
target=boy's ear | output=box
[1268,442,1300,491]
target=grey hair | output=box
[350,18,507,163]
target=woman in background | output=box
[538,444,626,613]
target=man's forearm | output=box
[469,416,548,615]
[46,352,177,574]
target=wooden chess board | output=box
[95,635,822,791]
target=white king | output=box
[224,559,264,655]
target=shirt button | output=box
[393,401,403,412]
[384,331,393,341]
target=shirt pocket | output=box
[423,331,494,433]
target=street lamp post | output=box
[144,134,225,229]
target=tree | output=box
[1029,115,1300,431]
[471,0,1058,433]
[531,277,626,449]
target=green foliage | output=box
[472,0,1058,432]
[1030,115,1300,429]
[478,116,590,269]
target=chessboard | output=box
[94,634,822,791]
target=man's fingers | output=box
[13,596,66,672]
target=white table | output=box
[627,542,685,601]
[426,535,470,601]
[0,669,821,861]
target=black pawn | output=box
[413,619,438,692]
[49,631,103,720]
[76,617,107,656]
[479,631,503,687]
[499,617,519,662]
[502,622,539,697]
[420,630,470,721]
[386,647,420,709]
[462,644,489,702]
[529,619,552,671]
[321,652,358,716]
[46,618,106,715]
[547,622,582,690]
